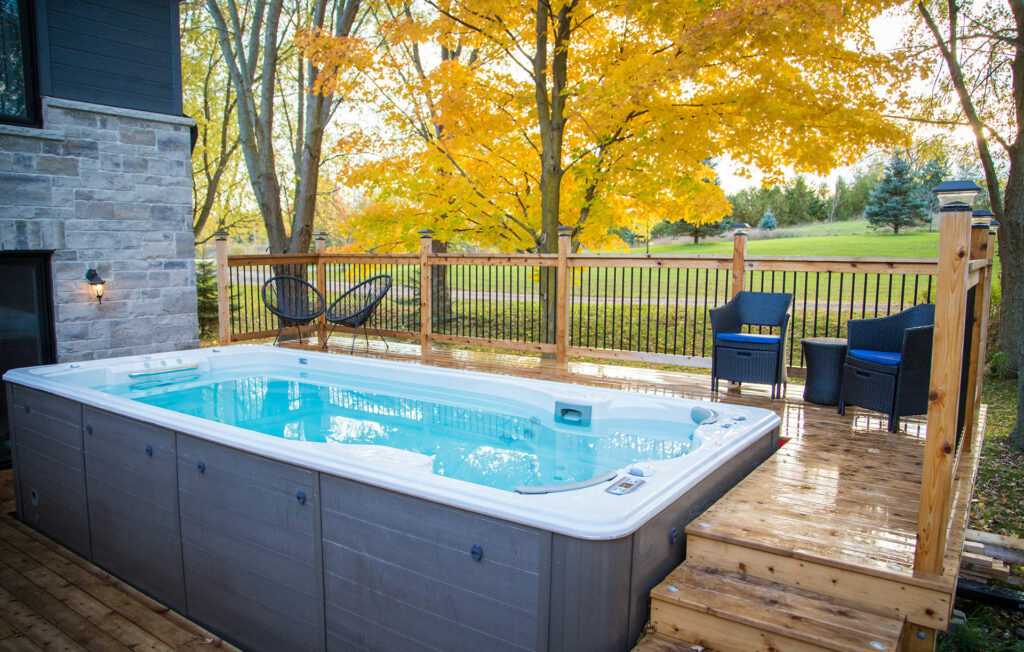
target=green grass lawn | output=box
[639,230,943,258]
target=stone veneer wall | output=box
[0,97,198,362]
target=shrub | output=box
[196,260,219,340]
[758,213,778,230]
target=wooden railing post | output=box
[419,229,433,358]
[556,226,572,364]
[960,222,993,451]
[315,232,328,348]
[731,224,748,297]
[974,222,998,400]
[214,230,231,346]
[915,204,972,575]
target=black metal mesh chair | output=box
[838,303,935,432]
[326,274,393,352]
[261,275,327,345]
[710,291,793,400]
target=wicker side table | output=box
[801,337,848,405]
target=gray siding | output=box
[320,476,551,652]
[177,436,324,652]
[83,408,185,612]
[39,0,183,116]
[9,385,90,558]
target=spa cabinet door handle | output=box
[145,445,153,457]
[197,460,206,474]
[85,423,93,435]
[296,490,307,505]
[470,544,483,562]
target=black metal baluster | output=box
[824,272,832,338]
[684,266,692,354]
[886,274,893,315]
[701,269,710,356]
[672,267,681,356]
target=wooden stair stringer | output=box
[649,563,905,652]
[683,531,951,631]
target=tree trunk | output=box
[532,1,574,347]
[1001,156,1024,450]
[290,0,362,255]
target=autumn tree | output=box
[304,0,910,257]
[181,3,257,244]
[202,0,363,254]
[911,0,1023,447]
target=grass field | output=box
[639,230,943,258]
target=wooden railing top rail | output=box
[227,251,948,274]
[745,256,939,276]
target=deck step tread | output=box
[631,632,702,651]
[650,563,904,652]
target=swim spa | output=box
[4,345,780,652]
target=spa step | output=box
[682,529,952,630]
[649,563,905,652]
[631,632,703,651]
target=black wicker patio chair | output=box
[838,303,934,432]
[261,275,327,345]
[710,291,793,400]
[326,274,393,352]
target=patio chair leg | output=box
[837,399,845,416]
[374,325,389,350]
[274,323,284,346]
[888,415,899,433]
[350,330,357,354]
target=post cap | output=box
[733,222,749,235]
[213,230,229,240]
[934,180,982,210]
[418,229,434,238]
[314,231,328,239]
[556,226,573,235]
[972,209,995,218]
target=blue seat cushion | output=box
[848,349,901,366]
[716,333,780,344]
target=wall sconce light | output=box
[933,180,982,209]
[85,268,105,303]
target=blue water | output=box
[102,371,697,492]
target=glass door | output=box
[1,253,56,469]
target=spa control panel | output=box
[605,476,645,495]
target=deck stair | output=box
[642,401,987,652]
[650,563,904,651]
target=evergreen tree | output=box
[195,261,219,340]
[864,155,929,234]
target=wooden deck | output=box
[0,469,238,651]
[1,337,981,651]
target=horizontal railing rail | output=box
[214,230,941,371]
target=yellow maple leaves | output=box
[301,0,911,253]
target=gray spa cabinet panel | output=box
[177,435,323,652]
[548,535,634,652]
[624,427,778,645]
[81,408,185,613]
[9,385,90,559]
[320,475,551,652]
